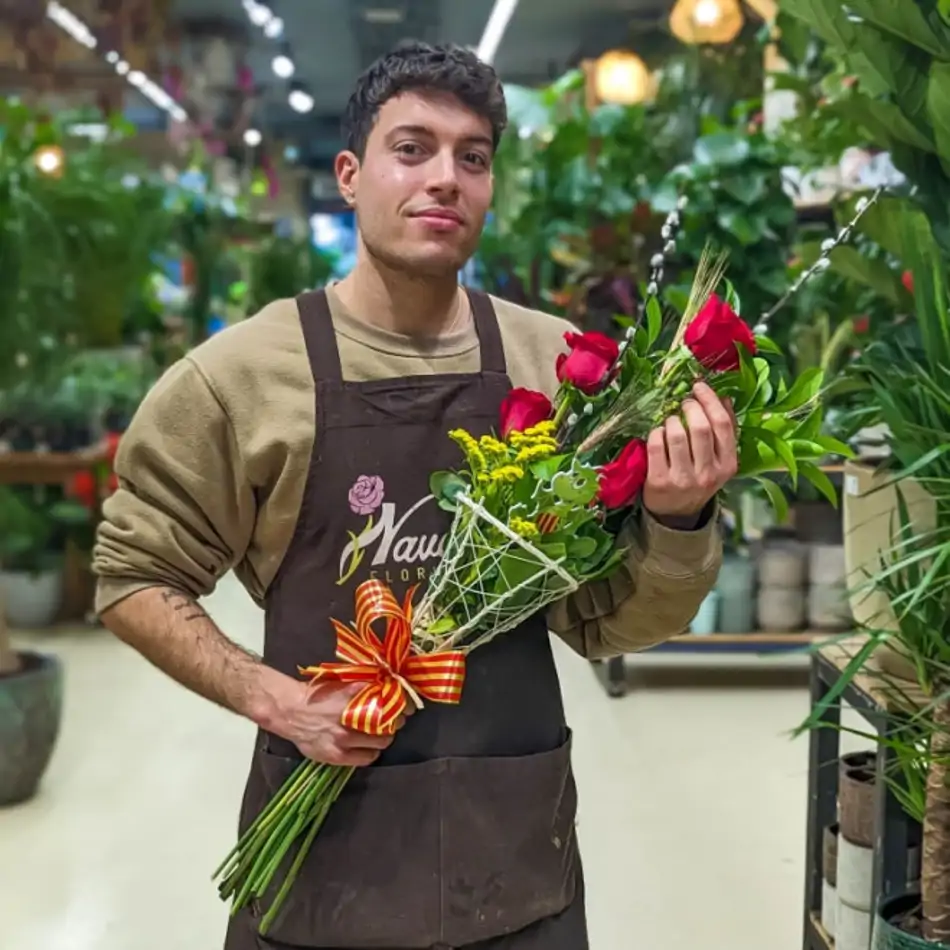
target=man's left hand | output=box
[642,381,738,527]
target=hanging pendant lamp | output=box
[593,50,652,105]
[670,0,745,45]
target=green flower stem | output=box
[212,759,316,880]
[259,767,355,936]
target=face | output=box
[335,90,494,277]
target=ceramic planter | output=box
[872,892,950,950]
[839,765,876,849]
[0,568,64,629]
[716,553,756,633]
[0,650,63,805]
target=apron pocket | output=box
[439,728,579,946]
[255,748,443,949]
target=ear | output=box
[335,150,359,206]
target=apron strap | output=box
[296,287,508,383]
[296,289,343,383]
[467,290,507,375]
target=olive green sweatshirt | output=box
[93,287,722,659]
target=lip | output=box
[410,208,464,229]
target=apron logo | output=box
[338,475,446,586]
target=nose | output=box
[425,148,460,198]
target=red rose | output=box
[68,470,98,509]
[684,294,757,372]
[852,315,870,334]
[902,270,914,295]
[500,388,553,437]
[597,439,649,510]
[555,331,620,395]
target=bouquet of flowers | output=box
[213,192,880,934]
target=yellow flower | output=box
[489,464,525,483]
[478,434,509,458]
[449,428,486,470]
[515,443,556,463]
[509,516,540,538]
[525,421,557,438]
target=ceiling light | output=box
[272,54,295,78]
[670,0,744,44]
[594,50,652,105]
[288,88,314,113]
[694,0,723,25]
[244,128,263,147]
[263,15,284,38]
[477,0,520,65]
[362,7,405,24]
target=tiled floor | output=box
[1,574,869,950]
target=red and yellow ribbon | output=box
[299,579,466,736]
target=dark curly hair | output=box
[341,41,508,158]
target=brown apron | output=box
[224,290,587,950]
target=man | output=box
[94,41,734,950]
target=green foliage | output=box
[780,0,950,252]
[245,235,336,314]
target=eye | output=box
[464,151,489,168]
[395,142,424,158]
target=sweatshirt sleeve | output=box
[546,505,722,659]
[92,356,257,615]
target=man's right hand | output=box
[259,670,407,767]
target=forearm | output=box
[100,586,287,730]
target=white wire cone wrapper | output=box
[410,491,579,654]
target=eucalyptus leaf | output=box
[430,471,467,505]
[693,132,751,167]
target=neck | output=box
[335,246,463,337]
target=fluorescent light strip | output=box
[45,1,188,123]
[476,0,520,65]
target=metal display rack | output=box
[802,638,923,950]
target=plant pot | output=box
[757,586,806,631]
[839,766,876,848]
[809,543,846,585]
[0,568,64,629]
[877,640,919,682]
[794,499,844,545]
[837,833,874,911]
[0,650,64,805]
[716,553,756,633]
[843,460,936,632]
[808,583,851,630]
[838,900,872,950]
[823,822,839,886]
[758,530,808,588]
[872,892,950,950]
[689,589,720,635]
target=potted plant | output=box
[0,588,63,806]
[798,212,950,948]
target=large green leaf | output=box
[845,94,937,152]
[927,60,950,175]
[822,243,905,303]
[780,0,858,48]
[843,0,950,58]
[693,132,750,167]
[846,21,930,121]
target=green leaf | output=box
[770,367,824,414]
[846,94,936,153]
[723,277,741,316]
[721,173,768,205]
[799,461,839,507]
[693,132,751,167]
[928,61,950,178]
[755,476,789,523]
[815,243,904,304]
[426,616,458,635]
[755,335,783,355]
[430,471,467,505]
[716,208,763,245]
[567,535,599,559]
[743,426,799,484]
[646,296,662,348]
[814,435,855,458]
[843,0,950,58]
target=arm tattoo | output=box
[160,588,210,623]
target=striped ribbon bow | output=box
[299,579,466,736]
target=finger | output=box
[337,748,380,768]
[646,426,669,477]
[691,381,736,462]
[664,416,693,473]
[681,398,715,472]
[337,728,395,751]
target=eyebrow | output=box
[386,124,493,149]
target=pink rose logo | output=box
[348,475,385,516]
